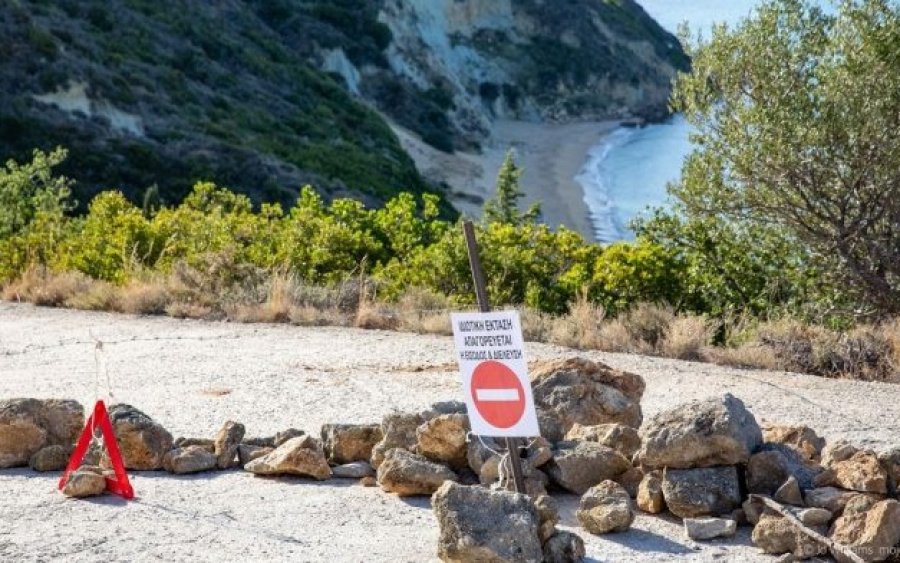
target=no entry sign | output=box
[451,311,539,437]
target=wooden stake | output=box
[749,495,865,563]
[462,220,528,495]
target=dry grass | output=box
[660,315,715,361]
[547,294,605,349]
[2,268,92,306]
[2,267,898,382]
[116,280,171,315]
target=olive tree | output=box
[671,0,900,314]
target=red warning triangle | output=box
[58,400,134,499]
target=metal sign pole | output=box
[462,220,528,495]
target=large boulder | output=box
[163,446,218,474]
[762,423,825,463]
[636,394,762,469]
[816,450,890,494]
[546,440,631,495]
[432,481,542,563]
[661,466,742,519]
[564,423,641,459]
[542,531,586,563]
[214,421,245,469]
[107,404,173,470]
[0,399,84,468]
[746,444,821,494]
[376,448,457,496]
[829,499,900,563]
[530,358,644,441]
[244,436,331,480]
[370,412,425,469]
[751,514,825,559]
[636,470,665,514]
[416,414,469,470]
[321,423,383,465]
[577,480,634,534]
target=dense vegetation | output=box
[1,0,897,380]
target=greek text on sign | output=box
[451,311,539,437]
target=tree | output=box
[670,0,900,314]
[483,150,541,225]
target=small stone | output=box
[174,438,215,452]
[821,439,858,467]
[273,428,305,447]
[743,497,764,525]
[320,423,383,465]
[534,494,559,543]
[542,530,586,563]
[526,437,553,469]
[163,446,217,474]
[331,461,375,479]
[376,448,457,496]
[29,445,70,472]
[564,423,641,459]
[214,421,245,469]
[762,423,825,463]
[244,436,331,480]
[242,436,276,448]
[637,394,762,469]
[415,414,469,470]
[432,482,542,563]
[61,469,107,498]
[0,399,49,468]
[370,412,424,469]
[794,507,833,527]
[751,514,825,558]
[615,467,644,498]
[661,466,742,519]
[746,444,820,495]
[684,517,737,540]
[805,487,859,514]
[490,467,550,498]
[577,480,634,534]
[107,404,173,470]
[546,440,630,495]
[636,470,665,514]
[815,450,889,494]
[359,476,377,487]
[238,444,273,465]
[774,476,805,506]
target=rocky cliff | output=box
[0,0,686,211]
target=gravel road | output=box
[1,302,897,562]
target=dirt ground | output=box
[1,302,898,562]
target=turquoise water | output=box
[581,1,830,241]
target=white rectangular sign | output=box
[451,310,540,437]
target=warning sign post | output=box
[456,220,537,494]
[451,310,539,437]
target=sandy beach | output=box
[392,119,619,239]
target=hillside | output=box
[0,0,686,212]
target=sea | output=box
[579,0,830,242]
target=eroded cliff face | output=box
[363,0,687,148]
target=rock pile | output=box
[2,355,898,562]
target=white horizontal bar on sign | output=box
[475,389,520,402]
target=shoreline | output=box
[391,119,620,240]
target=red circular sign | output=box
[470,360,525,429]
